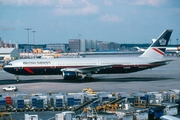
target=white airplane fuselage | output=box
[3,57,167,75]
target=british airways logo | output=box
[159,38,167,45]
[23,61,51,65]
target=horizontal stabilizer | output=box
[150,60,173,65]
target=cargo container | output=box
[0,98,6,106]
[39,95,48,109]
[50,95,65,110]
[99,95,109,104]
[25,114,38,120]
[162,103,179,116]
[67,97,74,107]
[147,92,165,105]
[133,108,149,120]
[149,106,164,120]
[55,111,75,120]
[30,96,46,111]
[113,110,133,120]
[36,99,44,109]
[95,112,118,120]
[0,98,6,111]
[0,105,6,112]
[55,99,63,108]
[31,97,38,108]
[65,94,85,109]
[14,98,25,111]
[5,96,12,105]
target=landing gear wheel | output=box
[84,76,88,80]
[84,76,94,81]
[83,72,93,80]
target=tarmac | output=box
[0,55,179,119]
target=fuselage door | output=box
[134,60,139,67]
[51,62,56,69]
[96,61,101,66]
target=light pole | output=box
[177,38,179,46]
[25,28,31,58]
[25,28,31,44]
[32,31,36,44]
[170,39,171,45]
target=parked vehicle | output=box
[3,85,18,91]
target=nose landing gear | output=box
[15,75,19,81]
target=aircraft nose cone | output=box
[3,67,12,74]
[3,67,8,72]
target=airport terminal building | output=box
[69,39,97,52]
[0,48,20,60]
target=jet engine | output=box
[62,71,81,80]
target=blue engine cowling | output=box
[62,71,79,80]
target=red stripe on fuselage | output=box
[152,48,164,56]
[24,67,34,74]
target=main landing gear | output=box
[83,73,94,80]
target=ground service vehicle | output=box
[3,85,18,91]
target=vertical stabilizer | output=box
[140,29,173,59]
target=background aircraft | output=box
[135,45,180,56]
[134,46,146,52]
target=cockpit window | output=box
[7,63,12,66]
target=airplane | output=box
[3,29,173,81]
[134,46,146,52]
[135,45,180,56]
[135,46,179,53]
[165,47,180,57]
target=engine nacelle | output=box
[62,71,81,80]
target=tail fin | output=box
[140,29,173,59]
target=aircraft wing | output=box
[61,65,114,73]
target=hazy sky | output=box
[0,0,180,44]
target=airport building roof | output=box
[0,48,15,53]
[0,48,20,60]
